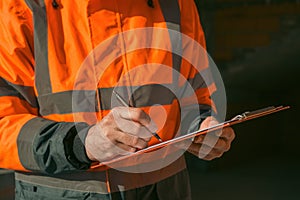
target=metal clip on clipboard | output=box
[231,106,279,121]
[229,106,289,125]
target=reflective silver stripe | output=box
[17,118,51,171]
[25,0,52,95]
[15,156,186,194]
[100,84,177,110]
[0,77,38,108]
[15,171,109,194]
[165,22,180,32]
[38,85,176,115]
[38,79,210,116]
[38,90,98,116]
[187,68,215,91]
[158,0,181,26]
[159,0,182,93]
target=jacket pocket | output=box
[15,179,109,200]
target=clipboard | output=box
[95,105,290,167]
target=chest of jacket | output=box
[25,0,184,143]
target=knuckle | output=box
[110,107,118,115]
[101,127,110,137]
[130,136,139,146]
[102,130,115,142]
[112,106,121,112]
[135,108,143,116]
[106,136,114,144]
[220,139,227,148]
[136,109,149,122]
[111,107,124,118]
[103,115,116,126]
[129,147,137,153]
[101,117,109,125]
[215,139,222,147]
[110,109,120,119]
[135,109,145,119]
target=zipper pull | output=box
[52,0,59,9]
[147,0,154,8]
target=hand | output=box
[85,107,157,162]
[188,116,235,160]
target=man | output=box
[0,0,235,199]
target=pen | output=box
[112,90,163,142]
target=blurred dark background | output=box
[1,0,299,199]
[188,0,300,199]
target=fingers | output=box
[85,125,147,161]
[100,118,150,149]
[85,107,158,162]
[114,142,137,155]
[219,127,235,142]
[112,107,158,141]
[114,116,152,141]
[200,117,235,141]
[114,107,158,133]
[188,126,236,161]
[199,116,219,130]
[113,130,149,149]
[188,143,224,161]
[194,133,230,151]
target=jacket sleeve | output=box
[179,0,217,133]
[0,1,91,174]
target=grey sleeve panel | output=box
[18,117,90,174]
[69,125,92,167]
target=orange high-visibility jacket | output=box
[0,0,215,195]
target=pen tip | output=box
[158,138,163,142]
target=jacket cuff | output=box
[64,123,92,170]
[72,125,92,165]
